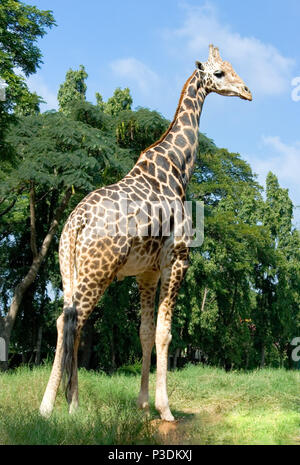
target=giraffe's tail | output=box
[61,303,77,402]
[59,218,79,402]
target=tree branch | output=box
[201,287,208,313]
[0,198,17,218]
[0,185,26,217]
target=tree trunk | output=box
[35,326,43,366]
[78,320,93,369]
[245,349,249,370]
[111,325,116,372]
[0,319,8,371]
[30,183,38,259]
[260,344,265,368]
[187,344,192,361]
[201,287,208,313]
[224,360,232,372]
[173,347,180,369]
[0,189,71,370]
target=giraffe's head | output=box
[196,44,252,101]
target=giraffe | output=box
[40,45,252,422]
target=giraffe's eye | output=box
[214,71,225,78]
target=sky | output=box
[26,0,300,225]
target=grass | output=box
[0,364,299,445]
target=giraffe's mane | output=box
[138,70,197,158]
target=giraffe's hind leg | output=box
[39,312,65,417]
[40,235,131,417]
[136,270,160,411]
[66,276,112,414]
[66,248,131,414]
[39,277,112,418]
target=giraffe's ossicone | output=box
[40,45,252,421]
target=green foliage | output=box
[0,0,55,76]
[115,107,169,155]
[5,112,109,191]
[172,147,300,370]
[117,361,142,376]
[252,171,300,367]
[104,87,133,116]
[68,100,107,129]
[92,278,141,373]
[95,92,105,112]
[96,87,133,117]
[57,65,88,115]
[14,90,43,116]
[0,0,55,155]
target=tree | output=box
[0,107,124,367]
[253,172,300,367]
[172,146,269,370]
[96,87,132,116]
[0,0,55,156]
[104,87,132,116]
[115,107,169,156]
[58,65,88,115]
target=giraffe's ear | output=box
[195,61,204,71]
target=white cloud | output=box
[252,136,300,186]
[164,2,295,96]
[26,74,58,111]
[110,57,160,95]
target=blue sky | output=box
[27,0,300,225]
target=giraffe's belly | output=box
[116,238,162,280]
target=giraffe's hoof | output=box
[39,403,52,418]
[69,401,79,414]
[137,398,150,411]
[156,404,175,422]
[160,411,175,422]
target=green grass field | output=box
[0,364,299,445]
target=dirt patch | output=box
[150,407,224,445]
[151,419,179,436]
[150,418,186,444]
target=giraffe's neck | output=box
[132,70,207,191]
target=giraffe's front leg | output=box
[155,254,189,421]
[136,271,160,411]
